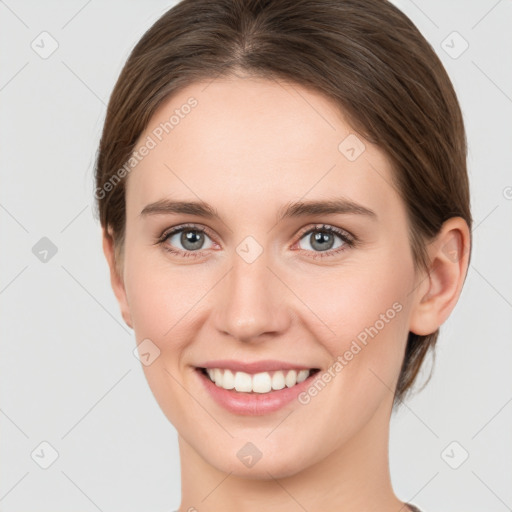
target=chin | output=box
[194,434,320,480]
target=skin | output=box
[102,75,470,512]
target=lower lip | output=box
[195,368,319,415]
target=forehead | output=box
[126,77,402,223]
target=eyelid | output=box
[156,223,216,244]
[295,223,355,244]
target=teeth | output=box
[297,369,309,383]
[204,368,312,393]
[285,369,297,388]
[252,372,272,393]
[214,368,223,387]
[271,371,285,390]
[222,369,235,390]
[234,371,252,392]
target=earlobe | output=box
[102,227,133,329]
[409,217,470,336]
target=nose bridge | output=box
[212,242,290,342]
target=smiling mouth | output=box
[197,367,321,394]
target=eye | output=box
[156,222,356,260]
[294,224,355,258]
[157,224,216,258]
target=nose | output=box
[212,248,292,343]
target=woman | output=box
[95,0,472,510]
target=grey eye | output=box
[298,229,346,252]
[166,229,214,251]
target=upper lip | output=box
[195,360,318,374]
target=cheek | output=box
[123,249,208,426]
[276,269,412,449]
[289,257,411,346]
[125,235,414,368]
[124,226,414,385]
[284,254,414,402]
[129,278,192,337]
[123,241,208,340]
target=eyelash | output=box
[155,223,357,260]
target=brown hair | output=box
[94,0,472,406]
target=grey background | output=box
[1,1,511,511]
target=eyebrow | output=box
[140,198,377,221]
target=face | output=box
[115,76,422,478]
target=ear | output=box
[409,217,471,336]
[102,227,133,329]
